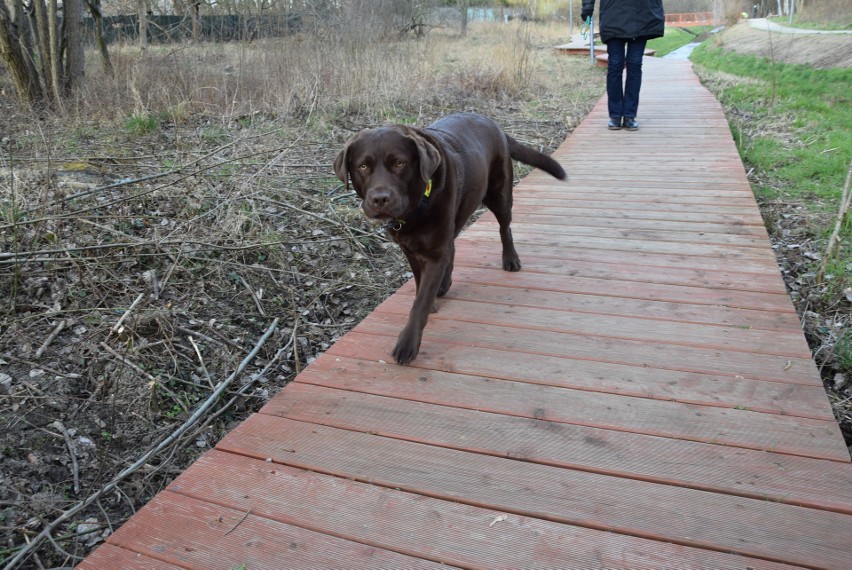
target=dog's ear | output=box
[407,129,441,183]
[333,142,351,190]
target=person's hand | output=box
[581,9,593,21]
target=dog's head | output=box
[334,126,441,222]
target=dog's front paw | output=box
[502,254,521,272]
[392,329,421,365]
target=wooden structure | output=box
[79,57,852,569]
[556,9,716,56]
[666,11,718,26]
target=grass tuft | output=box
[124,113,159,135]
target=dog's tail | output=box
[507,136,566,180]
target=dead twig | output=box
[2,318,279,570]
[239,275,266,317]
[1,354,80,379]
[51,421,80,495]
[1,145,304,233]
[99,343,155,383]
[0,236,347,265]
[188,336,215,389]
[176,327,222,348]
[223,507,252,536]
[291,318,301,375]
[99,342,189,414]
[177,335,295,454]
[816,159,852,284]
[34,320,66,359]
[110,294,145,336]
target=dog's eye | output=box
[394,160,406,169]
[358,164,368,171]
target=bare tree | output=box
[65,0,85,91]
[87,0,114,75]
[192,0,202,41]
[0,0,90,106]
[138,0,148,49]
[458,0,470,36]
[0,0,43,103]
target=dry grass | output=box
[5,20,583,125]
[0,20,603,568]
[798,0,852,27]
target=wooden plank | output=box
[217,415,852,569]
[381,292,811,358]
[168,451,801,570]
[442,264,795,311]
[511,203,765,226]
[452,250,788,295]
[456,238,784,276]
[77,544,186,569]
[405,279,802,332]
[514,184,753,197]
[518,177,754,190]
[511,198,766,217]
[501,212,770,236]
[353,311,818,385]
[327,333,834,420]
[106,491,447,569]
[268,377,852,513]
[321,341,843,460]
[462,228,777,259]
[475,220,770,249]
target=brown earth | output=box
[711,20,852,68]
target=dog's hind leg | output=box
[483,167,521,272]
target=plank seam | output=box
[349,327,818,387]
[266,383,852,514]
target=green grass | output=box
[837,329,852,370]
[124,114,159,135]
[691,42,852,296]
[647,26,713,57]
[691,45,851,204]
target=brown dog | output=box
[334,112,565,364]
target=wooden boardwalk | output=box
[80,59,852,569]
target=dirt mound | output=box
[713,21,852,68]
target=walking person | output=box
[581,0,665,131]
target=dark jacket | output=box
[582,0,665,43]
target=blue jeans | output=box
[606,38,647,119]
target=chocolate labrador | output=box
[334,112,566,364]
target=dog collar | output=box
[388,179,432,231]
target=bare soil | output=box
[715,20,852,68]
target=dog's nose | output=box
[369,190,392,209]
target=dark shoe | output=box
[624,118,639,130]
[608,117,622,130]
